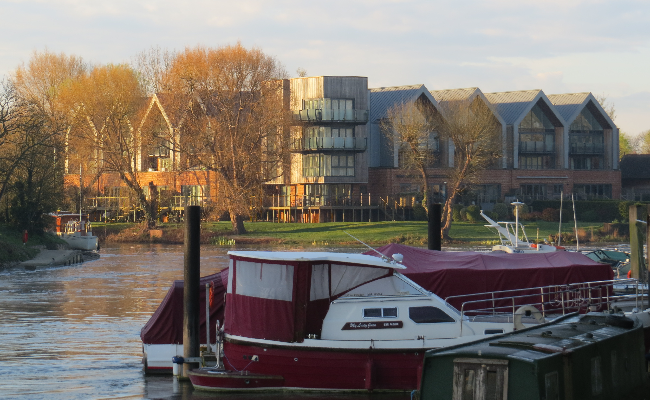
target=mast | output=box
[79,165,82,222]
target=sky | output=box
[2,0,649,136]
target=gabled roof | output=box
[620,154,650,180]
[431,87,506,128]
[430,87,481,102]
[547,92,616,130]
[368,84,437,122]
[484,89,565,127]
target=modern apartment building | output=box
[63,75,621,222]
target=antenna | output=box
[344,231,391,262]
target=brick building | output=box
[64,75,621,222]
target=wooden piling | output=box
[428,203,442,251]
[183,205,201,378]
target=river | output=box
[0,244,413,400]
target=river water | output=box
[0,244,412,400]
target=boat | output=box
[183,249,637,393]
[48,212,99,251]
[480,203,563,253]
[141,244,619,376]
[419,312,648,400]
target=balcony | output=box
[293,108,369,123]
[519,141,554,154]
[570,143,604,154]
[290,137,367,153]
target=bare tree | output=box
[594,93,616,122]
[381,100,438,213]
[437,98,502,238]
[132,46,176,95]
[63,64,159,226]
[163,44,288,234]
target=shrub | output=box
[459,207,468,221]
[520,211,542,221]
[579,209,599,222]
[413,204,427,221]
[452,205,463,222]
[466,205,481,223]
[541,208,559,222]
[492,203,508,220]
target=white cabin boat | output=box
[480,209,563,253]
[60,220,98,251]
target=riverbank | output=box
[96,220,618,247]
[0,225,68,267]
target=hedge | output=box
[530,200,649,223]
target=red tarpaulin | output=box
[368,244,614,307]
[140,269,228,345]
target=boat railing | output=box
[445,279,646,334]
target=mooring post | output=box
[183,205,201,378]
[629,205,641,280]
[428,203,442,251]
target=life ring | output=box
[531,243,537,248]
[628,270,632,279]
[514,305,545,330]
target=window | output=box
[520,155,555,170]
[364,307,398,318]
[519,184,546,200]
[591,356,603,395]
[409,306,455,323]
[303,154,355,177]
[570,105,607,169]
[573,184,612,200]
[452,358,508,400]
[545,371,560,400]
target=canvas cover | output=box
[368,244,614,309]
[142,245,614,345]
[140,269,228,345]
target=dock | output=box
[20,249,99,269]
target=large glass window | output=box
[303,153,355,177]
[573,184,612,200]
[304,184,352,206]
[570,106,605,169]
[519,184,546,200]
[519,103,557,169]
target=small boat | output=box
[480,204,563,253]
[184,250,634,393]
[419,312,648,400]
[48,212,99,251]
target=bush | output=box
[579,209,599,222]
[466,205,481,223]
[459,207,468,221]
[520,211,542,221]
[492,203,508,220]
[452,205,463,222]
[412,204,427,221]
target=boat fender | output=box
[604,314,635,329]
[513,305,545,330]
[531,243,537,248]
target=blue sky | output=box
[2,0,649,135]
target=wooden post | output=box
[629,205,642,280]
[183,205,201,378]
[428,203,442,251]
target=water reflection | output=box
[1,243,410,399]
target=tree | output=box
[381,100,438,214]
[0,79,62,230]
[63,64,157,226]
[619,131,638,159]
[164,44,288,234]
[437,98,502,239]
[594,93,616,123]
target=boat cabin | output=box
[224,251,515,346]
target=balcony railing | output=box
[293,109,369,123]
[290,137,367,152]
[570,143,604,154]
[518,141,554,153]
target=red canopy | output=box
[368,244,614,302]
[140,269,228,345]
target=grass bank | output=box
[0,225,66,266]
[99,220,613,247]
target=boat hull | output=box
[189,370,285,391]
[193,340,424,392]
[62,235,98,251]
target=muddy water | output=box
[0,244,411,400]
